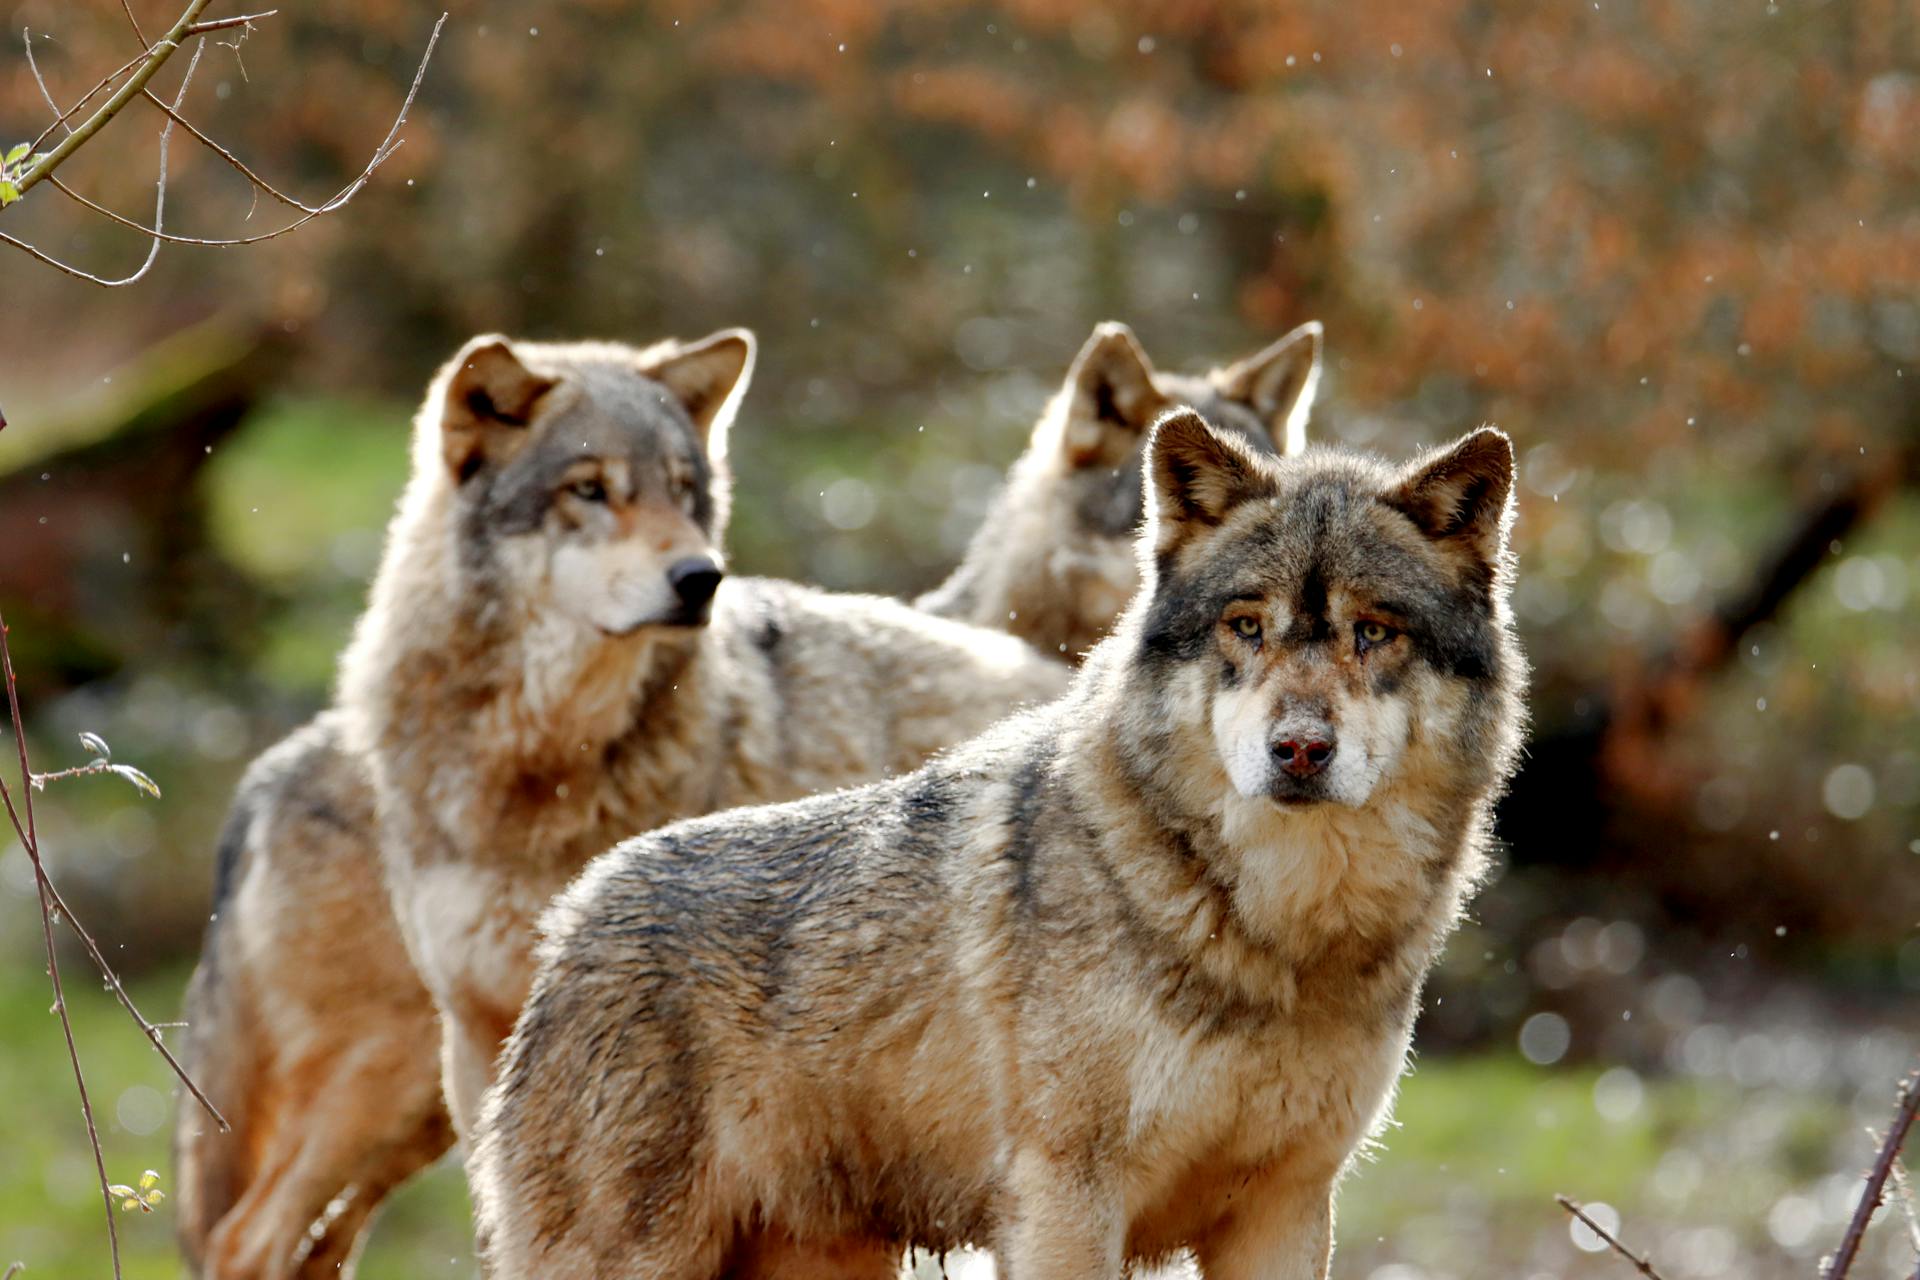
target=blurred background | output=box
[1,1,1917,1276]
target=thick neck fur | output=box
[339,458,710,798]
[1051,622,1489,1020]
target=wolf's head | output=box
[1124,410,1521,815]
[425,329,753,636]
[921,320,1322,660]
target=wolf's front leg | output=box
[1192,1163,1336,1280]
[1000,1147,1124,1280]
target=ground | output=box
[1,964,1913,1280]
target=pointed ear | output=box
[1385,428,1515,569]
[1059,321,1171,468]
[639,328,755,460]
[1145,409,1277,556]
[441,336,556,483]
[1216,321,1322,457]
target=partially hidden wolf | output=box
[473,411,1526,1280]
[919,318,1321,660]
[170,318,1318,1280]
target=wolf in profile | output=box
[919,319,1321,660]
[473,411,1525,1280]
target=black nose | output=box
[1272,734,1336,778]
[667,556,723,616]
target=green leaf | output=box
[109,764,162,799]
[77,732,112,759]
[4,142,27,165]
[0,181,18,208]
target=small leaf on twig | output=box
[0,180,19,208]
[77,732,111,759]
[109,764,161,799]
[3,143,27,165]
[106,1169,165,1213]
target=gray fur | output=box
[919,320,1322,662]
[473,412,1525,1280]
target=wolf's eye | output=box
[567,478,607,503]
[1229,616,1262,643]
[1354,620,1397,653]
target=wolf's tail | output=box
[172,800,257,1276]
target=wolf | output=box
[172,327,1064,1280]
[174,714,451,1280]
[471,411,1526,1280]
[918,319,1321,661]
[302,329,1081,1280]
[170,318,1322,1280]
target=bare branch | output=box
[24,31,71,136]
[0,619,123,1276]
[114,0,147,45]
[1555,1196,1666,1280]
[11,0,215,201]
[6,12,445,284]
[182,10,277,36]
[22,45,151,155]
[1826,1066,1920,1279]
[3,1263,22,1280]
[136,89,335,214]
[0,38,202,286]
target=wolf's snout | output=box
[667,556,724,621]
[1272,732,1336,778]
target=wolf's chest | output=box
[1119,1010,1408,1212]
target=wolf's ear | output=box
[1145,409,1277,556]
[1060,321,1171,468]
[640,328,756,460]
[1385,428,1515,569]
[1216,320,1322,457]
[441,336,556,483]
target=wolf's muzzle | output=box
[667,555,724,625]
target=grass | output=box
[0,961,1879,1279]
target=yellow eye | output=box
[1355,620,1395,650]
[567,478,608,503]
[1230,616,1262,641]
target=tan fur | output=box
[174,714,454,1280]
[174,329,1081,1280]
[471,413,1526,1280]
[334,334,1070,1149]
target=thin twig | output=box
[6,12,445,283]
[0,38,201,286]
[0,619,122,1276]
[1826,1066,1920,1279]
[181,10,277,36]
[22,44,151,156]
[0,696,219,1126]
[114,0,147,45]
[135,89,333,214]
[1884,1152,1920,1256]
[30,850,226,1127]
[1555,1196,1666,1279]
[24,31,71,137]
[3,1263,22,1280]
[11,0,215,201]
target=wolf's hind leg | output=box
[288,1100,455,1279]
[202,1042,450,1280]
